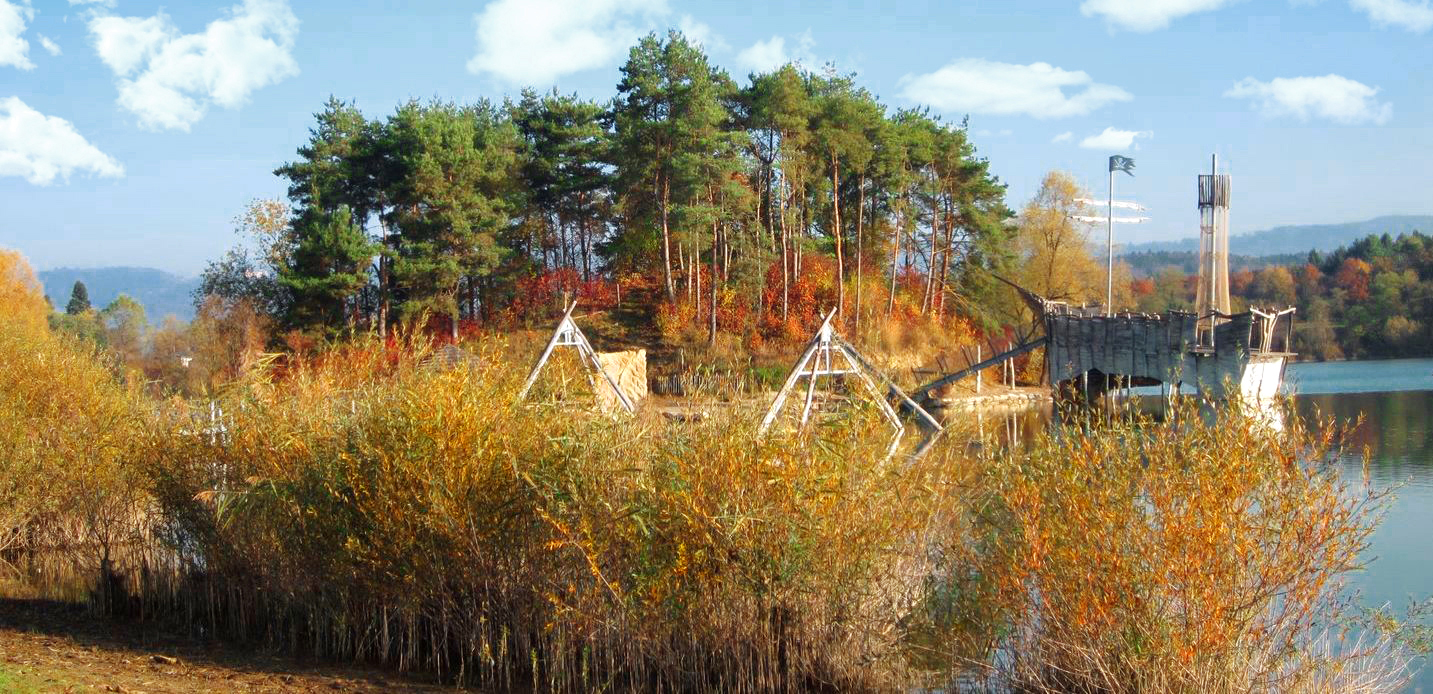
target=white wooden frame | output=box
[517,300,635,414]
[758,308,942,456]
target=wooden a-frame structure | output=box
[517,300,635,413]
[758,308,942,455]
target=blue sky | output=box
[2,0,1430,275]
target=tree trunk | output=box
[378,254,389,335]
[660,174,675,301]
[779,172,789,321]
[579,192,591,282]
[928,212,940,315]
[831,152,844,321]
[937,198,954,317]
[888,206,901,317]
[378,220,391,335]
[710,218,718,345]
[855,173,865,330]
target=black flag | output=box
[1109,155,1135,176]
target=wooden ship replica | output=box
[1040,155,1296,402]
[912,155,1296,406]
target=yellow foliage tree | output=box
[0,248,146,577]
[1013,171,1133,311]
[0,249,50,335]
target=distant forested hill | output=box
[39,267,199,322]
[1123,251,1307,278]
[1123,215,1433,256]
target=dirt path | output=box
[0,599,460,693]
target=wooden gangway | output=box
[910,335,1048,405]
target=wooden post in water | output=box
[976,344,982,394]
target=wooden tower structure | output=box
[1196,154,1232,348]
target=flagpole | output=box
[1106,159,1114,316]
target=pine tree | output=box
[611,31,731,302]
[513,90,612,284]
[386,100,520,339]
[745,65,815,321]
[275,98,385,330]
[66,280,91,315]
[279,204,379,332]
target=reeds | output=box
[968,401,1411,693]
[133,337,980,691]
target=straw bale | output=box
[594,349,647,412]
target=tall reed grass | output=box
[960,403,1413,692]
[136,338,979,691]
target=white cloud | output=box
[1349,0,1433,31]
[0,96,123,185]
[678,15,726,52]
[1079,126,1151,149]
[38,33,57,55]
[89,13,168,75]
[898,59,1131,119]
[467,0,669,85]
[88,0,300,131]
[1080,0,1236,31]
[1225,74,1391,124]
[735,30,816,74]
[1052,131,1073,143]
[0,0,35,70]
[68,0,116,5]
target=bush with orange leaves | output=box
[954,402,1416,693]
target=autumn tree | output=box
[1011,171,1104,306]
[0,250,49,334]
[1249,266,1296,306]
[99,295,148,367]
[196,199,293,320]
[1334,257,1372,302]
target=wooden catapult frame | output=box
[517,300,635,413]
[758,308,941,455]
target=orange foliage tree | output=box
[1335,257,1373,302]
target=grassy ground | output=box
[0,599,459,693]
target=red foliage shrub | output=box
[498,268,621,326]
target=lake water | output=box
[1285,358,1433,693]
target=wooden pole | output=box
[1107,162,1115,316]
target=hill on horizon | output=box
[39,267,199,323]
[1121,215,1433,256]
